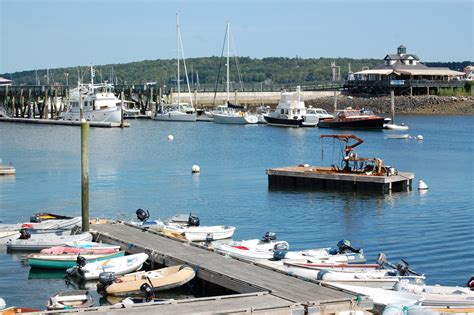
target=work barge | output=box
[267,134,414,193]
[46,222,373,315]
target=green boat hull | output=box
[28,251,125,269]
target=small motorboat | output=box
[165,224,236,242]
[66,253,149,281]
[63,241,121,251]
[98,265,196,296]
[384,123,409,131]
[215,232,289,261]
[273,239,366,264]
[28,251,125,269]
[318,108,386,129]
[0,216,81,233]
[0,231,20,245]
[46,290,94,310]
[41,245,118,255]
[385,134,410,139]
[6,230,93,251]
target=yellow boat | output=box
[101,265,195,296]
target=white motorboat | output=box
[164,224,236,242]
[47,290,94,310]
[61,67,122,123]
[153,13,196,122]
[273,239,366,264]
[384,123,409,131]
[215,232,289,261]
[6,231,93,251]
[264,86,306,127]
[395,281,474,308]
[0,216,81,232]
[303,107,334,127]
[0,231,20,245]
[65,253,149,281]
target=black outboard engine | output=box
[140,282,154,301]
[187,214,200,227]
[467,276,474,290]
[98,272,116,287]
[76,255,87,268]
[336,239,360,254]
[19,228,31,240]
[30,214,41,223]
[136,208,150,222]
[262,232,276,243]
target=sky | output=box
[0,0,472,73]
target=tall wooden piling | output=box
[80,92,90,232]
[120,91,124,128]
[390,89,395,124]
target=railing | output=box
[345,79,465,88]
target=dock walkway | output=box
[87,223,373,314]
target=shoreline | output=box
[305,95,474,116]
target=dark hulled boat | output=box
[318,108,385,129]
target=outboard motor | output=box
[98,272,116,287]
[376,252,386,266]
[204,233,214,246]
[140,282,154,301]
[396,261,410,276]
[273,250,288,261]
[262,232,276,243]
[336,239,360,254]
[19,228,31,240]
[467,276,474,290]
[30,214,41,223]
[187,214,200,227]
[136,208,150,222]
[76,255,87,268]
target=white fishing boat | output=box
[273,239,366,264]
[66,253,149,281]
[46,290,94,310]
[303,107,334,127]
[264,86,306,127]
[215,232,289,261]
[395,281,474,308]
[6,231,93,251]
[61,67,121,123]
[153,13,196,122]
[212,23,258,125]
[98,265,196,296]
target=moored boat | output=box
[65,253,149,281]
[264,86,306,127]
[6,231,93,252]
[63,241,121,251]
[318,108,385,129]
[302,107,334,127]
[41,245,118,255]
[215,232,289,261]
[46,290,94,310]
[28,251,125,269]
[98,265,196,296]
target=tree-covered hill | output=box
[2,57,471,89]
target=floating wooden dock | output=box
[69,222,375,314]
[267,165,414,193]
[0,117,129,128]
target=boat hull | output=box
[103,265,196,296]
[6,233,93,252]
[61,108,122,123]
[28,251,125,269]
[153,112,196,122]
[213,113,257,124]
[264,116,303,127]
[318,118,385,129]
[184,226,236,241]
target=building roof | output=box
[354,67,465,76]
[384,54,420,61]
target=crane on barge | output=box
[320,134,393,176]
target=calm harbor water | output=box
[0,115,473,309]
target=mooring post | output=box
[120,91,124,128]
[390,89,395,124]
[80,91,90,232]
[333,90,338,112]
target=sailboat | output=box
[212,22,258,124]
[153,13,196,122]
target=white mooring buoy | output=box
[192,165,201,173]
[416,135,424,141]
[168,134,174,141]
[418,179,429,190]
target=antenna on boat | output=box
[226,21,230,103]
[90,65,95,87]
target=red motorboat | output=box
[318,108,385,129]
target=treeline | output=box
[2,57,471,88]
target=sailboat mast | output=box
[176,12,180,108]
[226,22,230,103]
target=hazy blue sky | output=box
[0,0,472,73]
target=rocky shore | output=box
[305,95,474,115]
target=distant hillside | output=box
[2,58,471,89]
